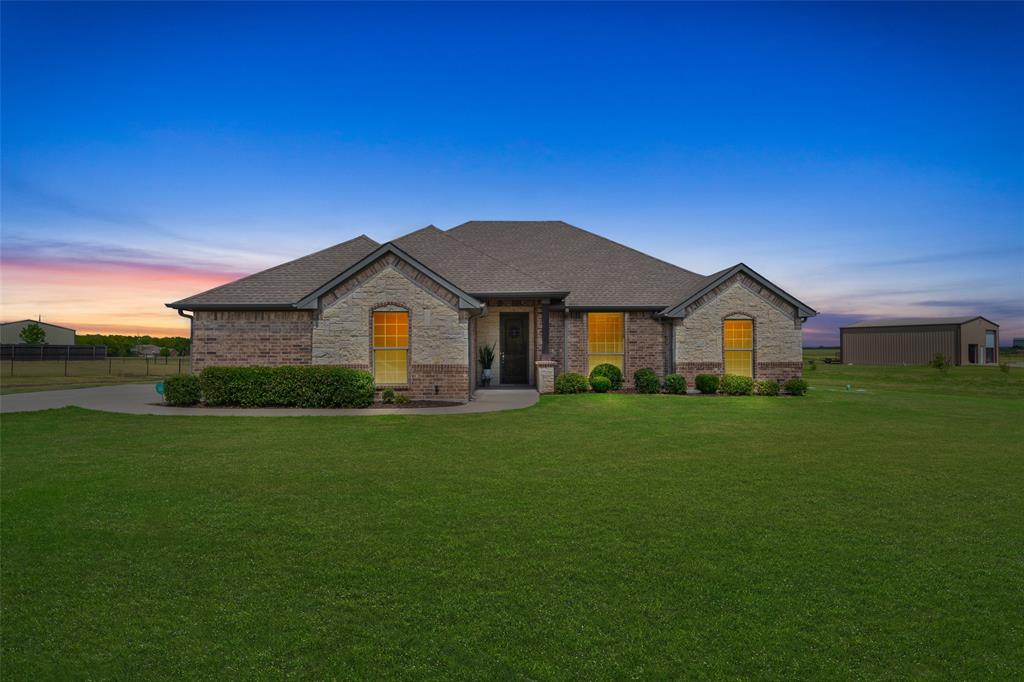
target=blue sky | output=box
[2,2,1022,341]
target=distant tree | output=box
[19,322,46,344]
[159,347,171,357]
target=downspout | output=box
[562,306,570,375]
[664,318,674,376]
[177,309,194,372]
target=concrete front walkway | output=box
[0,384,538,417]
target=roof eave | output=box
[165,302,300,311]
[659,263,818,319]
[294,242,484,311]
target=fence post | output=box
[65,346,69,377]
[178,357,182,374]
[146,356,149,376]
[109,357,112,375]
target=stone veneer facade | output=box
[312,260,470,402]
[674,273,803,383]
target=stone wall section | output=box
[312,263,469,401]
[674,273,803,383]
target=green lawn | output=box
[2,367,1023,678]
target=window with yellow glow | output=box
[723,319,753,377]
[372,311,408,384]
[588,312,624,372]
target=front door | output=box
[500,313,529,384]
[968,344,978,364]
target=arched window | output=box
[723,318,753,377]
[373,310,409,384]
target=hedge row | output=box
[163,366,375,408]
[553,368,807,396]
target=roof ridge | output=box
[173,234,378,303]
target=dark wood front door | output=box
[500,313,529,384]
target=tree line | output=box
[76,334,191,356]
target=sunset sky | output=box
[2,2,1021,343]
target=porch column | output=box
[541,299,551,360]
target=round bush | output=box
[164,375,201,406]
[694,374,720,394]
[634,368,660,394]
[663,373,687,395]
[755,379,780,396]
[555,372,589,394]
[784,378,809,396]
[720,374,754,396]
[589,363,623,390]
[590,375,612,393]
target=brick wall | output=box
[565,311,587,375]
[408,364,469,401]
[191,310,314,372]
[625,311,667,379]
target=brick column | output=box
[535,360,556,394]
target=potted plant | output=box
[478,343,495,386]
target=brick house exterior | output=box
[170,221,816,401]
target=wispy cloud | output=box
[1,235,249,279]
[853,247,1024,269]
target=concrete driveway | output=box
[0,384,538,417]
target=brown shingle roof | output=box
[169,235,380,307]
[393,226,559,296]
[446,220,709,307]
[169,221,810,314]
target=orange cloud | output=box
[1,258,247,336]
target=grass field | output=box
[2,364,1023,678]
[0,357,189,395]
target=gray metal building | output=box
[0,319,76,345]
[840,317,999,366]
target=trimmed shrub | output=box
[589,363,623,390]
[555,372,589,394]
[394,393,410,405]
[720,374,754,396]
[929,353,949,371]
[381,387,396,404]
[694,374,720,394]
[784,378,809,396]
[164,375,201,406]
[200,366,375,408]
[590,375,612,393]
[999,362,1010,374]
[755,379,780,396]
[634,368,660,394]
[663,373,687,395]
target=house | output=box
[0,319,76,345]
[168,221,816,401]
[132,344,178,357]
[841,317,1000,366]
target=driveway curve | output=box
[0,384,538,417]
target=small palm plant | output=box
[478,343,495,386]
